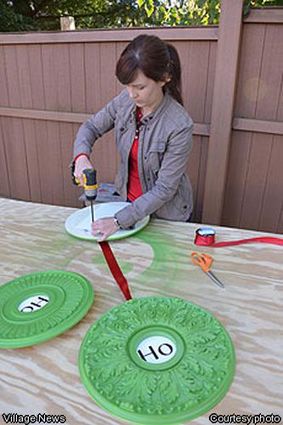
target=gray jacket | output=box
[74,89,193,228]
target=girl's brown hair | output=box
[116,34,183,105]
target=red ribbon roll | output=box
[194,227,283,247]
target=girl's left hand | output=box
[91,217,119,241]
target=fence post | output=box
[60,16,76,31]
[201,0,244,224]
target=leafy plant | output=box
[0,0,282,32]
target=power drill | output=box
[72,167,98,222]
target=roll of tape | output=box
[194,227,216,246]
[194,227,283,248]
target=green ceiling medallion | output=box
[79,296,235,424]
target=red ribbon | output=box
[99,241,132,300]
[194,228,283,248]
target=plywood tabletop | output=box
[0,198,282,425]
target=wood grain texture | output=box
[223,22,283,232]
[0,27,218,45]
[1,118,31,201]
[232,117,283,135]
[222,131,283,232]
[0,198,282,424]
[202,0,244,225]
[3,46,22,108]
[178,39,213,224]
[0,118,10,198]
[0,46,9,107]
[244,8,283,24]
[234,24,266,118]
[187,135,208,223]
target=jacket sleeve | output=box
[116,121,193,228]
[73,92,123,159]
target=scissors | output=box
[191,252,225,289]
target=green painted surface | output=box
[79,297,235,424]
[0,270,94,348]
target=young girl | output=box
[73,34,193,240]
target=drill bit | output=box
[90,199,94,222]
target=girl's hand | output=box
[74,155,93,186]
[92,217,119,241]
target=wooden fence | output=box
[0,0,282,232]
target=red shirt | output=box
[127,108,143,201]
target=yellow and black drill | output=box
[73,167,98,222]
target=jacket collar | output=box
[141,91,171,125]
[125,90,171,127]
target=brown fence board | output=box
[2,118,30,200]
[16,45,33,108]
[0,107,213,136]
[233,118,283,135]
[32,120,62,206]
[0,46,11,198]
[222,18,283,233]
[85,43,104,113]
[0,119,10,198]
[244,8,283,24]
[59,122,78,207]
[42,44,72,111]
[69,44,86,113]
[101,42,118,105]
[70,123,85,207]
[28,45,46,109]
[40,45,72,205]
[202,0,244,225]
[178,39,213,223]
[27,44,45,203]
[0,46,9,106]
[186,135,201,221]
[188,136,208,223]
[239,133,273,230]
[223,131,283,233]
[178,41,212,122]
[222,131,252,228]
[0,27,218,45]
[196,138,209,224]
[34,120,53,205]
[278,71,283,120]
[115,41,128,95]
[256,24,283,120]
[15,45,42,202]
[0,107,89,123]
[4,46,22,108]
[278,207,283,234]
[258,135,283,232]
[84,42,119,183]
[22,120,42,202]
[234,24,266,117]
[204,42,217,123]
[33,121,47,202]
[43,122,65,205]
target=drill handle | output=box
[83,168,98,201]
[83,168,97,186]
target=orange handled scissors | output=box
[191,252,224,289]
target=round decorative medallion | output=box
[0,270,94,348]
[79,296,235,424]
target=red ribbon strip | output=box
[99,241,132,300]
[194,230,283,248]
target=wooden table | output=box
[0,198,282,425]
